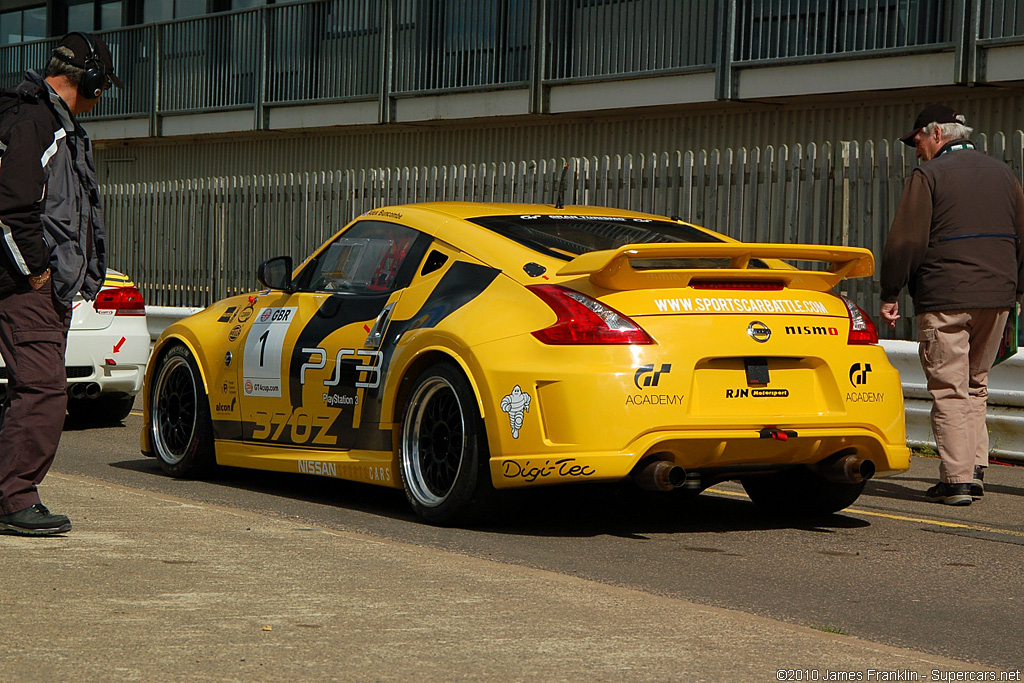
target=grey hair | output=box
[45,46,85,83]
[923,119,974,141]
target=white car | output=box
[0,269,150,423]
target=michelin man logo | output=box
[500,385,532,439]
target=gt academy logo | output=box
[634,363,671,389]
[500,385,531,439]
[849,362,872,386]
[747,321,771,343]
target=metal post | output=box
[530,0,548,115]
[715,0,737,100]
[379,0,395,124]
[150,24,162,138]
[954,0,982,85]
[256,7,268,131]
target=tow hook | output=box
[759,426,798,441]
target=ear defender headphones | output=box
[52,32,107,99]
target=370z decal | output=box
[252,408,337,445]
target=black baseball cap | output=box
[899,104,963,146]
[54,32,124,89]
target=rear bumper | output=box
[489,425,911,489]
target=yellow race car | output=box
[141,202,910,524]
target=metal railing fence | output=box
[2,0,1021,127]
[101,130,1024,344]
[734,0,956,62]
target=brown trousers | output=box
[0,283,71,515]
[917,308,1009,484]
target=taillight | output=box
[528,284,652,345]
[839,295,878,344]
[93,286,146,316]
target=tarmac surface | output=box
[0,471,1010,682]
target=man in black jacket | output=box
[0,33,119,535]
[880,104,1024,506]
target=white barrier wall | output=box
[145,308,1024,463]
[881,340,1024,463]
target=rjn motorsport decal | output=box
[627,363,684,406]
[726,388,790,398]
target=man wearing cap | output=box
[880,104,1024,506]
[0,32,121,535]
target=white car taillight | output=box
[93,286,146,316]
[839,294,878,344]
[528,284,653,345]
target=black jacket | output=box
[0,71,106,305]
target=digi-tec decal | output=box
[242,307,297,397]
[500,385,531,439]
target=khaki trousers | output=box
[917,308,1009,484]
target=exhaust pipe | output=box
[817,452,875,484]
[68,383,86,399]
[634,460,686,491]
[84,382,101,399]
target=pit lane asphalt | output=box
[4,407,1022,680]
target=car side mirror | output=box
[257,256,294,292]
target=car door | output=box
[236,219,428,453]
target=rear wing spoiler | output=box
[556,243,875,292]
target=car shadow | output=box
[110,457,871,537]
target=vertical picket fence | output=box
[101,132,1024,341]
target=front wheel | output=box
[399,362,493,525]
[741,467,865,516]
[149,344,215,478]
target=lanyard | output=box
[936,142,975,157]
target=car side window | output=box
[299,221,421,294]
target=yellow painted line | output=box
[705,486,1024,537]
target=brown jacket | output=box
[880,141,1024,313]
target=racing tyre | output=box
[399,362,493,525]
[150,344,215,478]
[741,467,865,516]
[67,394,135,423]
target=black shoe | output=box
[924,482,972,506]
[970,466,985,500]
[0,504,71,536]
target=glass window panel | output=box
[176,0,209,18]
[231,0,264,8]
[144,0,173,23]
[23,7,46,41]
[101,2,123,29]
[67,4,96,33]
[0,12,21,46]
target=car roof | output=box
[351,203,717,281]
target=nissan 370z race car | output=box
[141,202,910,524]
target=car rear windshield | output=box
[468,214,726,264]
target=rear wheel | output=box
[149,344,215,478]
[67,394,135,423]
[741,467,865,516]
[399,362,493,525]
